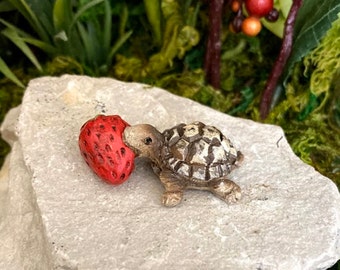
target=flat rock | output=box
[1,75,339,270]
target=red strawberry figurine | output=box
[78,115,135,185]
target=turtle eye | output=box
[144,137,153,145]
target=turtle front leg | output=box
[208,178,241,203]
[159,170,186,207]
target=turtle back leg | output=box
[208,178,241,203]
[159,170,187,207]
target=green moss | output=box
[263,18,340,185]
[303,15,340,111]
[284,115,340,183]
[113,0,200,82]
[45,56,85,76]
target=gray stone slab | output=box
[0,142,53,270]
[1,75,340,269]
[0,106,20,146]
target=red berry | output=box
[231,0,241,13]
[245,0,273,17]
[242,16,262,37]
[78,115,135,185]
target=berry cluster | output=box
[230,0,279,36]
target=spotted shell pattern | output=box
[162,121,239,181]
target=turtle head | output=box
[123,124,164,162]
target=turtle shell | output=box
[162,121,240,181]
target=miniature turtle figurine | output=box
[123,121,243,207]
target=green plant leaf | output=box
[118,2,128,38]
[279,0,292,18]
[6,0,49,42]
[1,27,42,71]
[103,0,111,53]
[143,0,162,46]
[282,0,340,85]
[0,18,56,54]
[77,22,97,68]
[109,30,133,60]
[0,57,24,87]
[0,1,15,12]
[70,0,104,30]
[21,37,57,54]
[53,0,72,33]
[25,0,54,37]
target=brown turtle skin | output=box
[123,122,243,207]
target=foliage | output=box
[0,57,24,87]
[264,16,340,183]
[282,0,340,87]
[260,0,340,119]
[303,15,340,111]
[113,0,200,82]
[0,0,132,85]
[261,0,292,38]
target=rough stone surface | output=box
[0,75,339,270]
[0,108,53,269]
